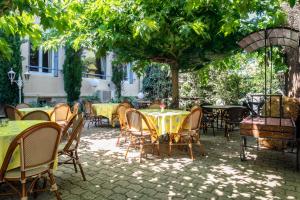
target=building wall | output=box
[21,41,140,103]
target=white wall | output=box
[21,42,140,102]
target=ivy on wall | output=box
[0,34,22,105]
[63,46,83,104]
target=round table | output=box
[140,109,190,141]
[92,103,119,125]
[18,107,54,116]
[0,120,45,170]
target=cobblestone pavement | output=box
[4,125,300,200]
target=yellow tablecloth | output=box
[140,109,190,140]
[0,120,46,170]
[92,103,119,125]
[18,107,54,116]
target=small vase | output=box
[161,107,165,112]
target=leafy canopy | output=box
[0,0,66,59]
[45,0,285,71]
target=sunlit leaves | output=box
[133,18,159,41]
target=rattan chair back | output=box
[61,114,77,138]
[62,114,84,152]
[83,101,94,116]
[180,107,203,132]
[72,102,80,115]
[51,103,70,122]
[148,103,161,109]
[117,103,131,130]
[126,108,156,136]
[22,110,50,121]
[0,122,61,180]
[191,105,200,112]
[16,103,31,109]
[4,105,22,120]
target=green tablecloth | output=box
[140,109,190,139]
[18,107,54,116]
[0,120,45,170]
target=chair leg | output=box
[21,180,27,200]
[48,171,61,200]
[125,140,131,160]
[139,138,145,163]
[75,151,86,181]
[188,142,194,160]
[168,135,173,157]
[156,142,160,156]
[71,152,78,173]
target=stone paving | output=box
[4,125,300,199]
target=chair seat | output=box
[5,165,49,180]
[178,130,198,136]
[56,120,68,128]
[128,129,152,137]
[58,142,76,152]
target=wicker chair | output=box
[84,101,101,128]
[72,102,80,115]
[0,122,62,200]
[148,103,161,109]
[21,110,51,121]
[50,103,71,128]
[58,114,86,181]
[116,103,132,146]
[201,104,216,136]
[16,103,31,109]
[61,114,78,139]
[125,109,159,162]
[224,107,248,140]
[169,107,205,160]
[4,105,22,120]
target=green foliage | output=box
[43,0,286,107]
[63,46,83,104]
[0,0,65,59]
[111,64,125,99]
[181,49,288,105]
[142,64,172,100]
[0,34,22,105]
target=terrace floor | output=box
[6,126,300,200]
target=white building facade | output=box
[20,41,142,104]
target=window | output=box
[29,42,54,74]
[122,63,134,84]
[100,56,106,80]
[122,64,128,81]
[29,43,39,71]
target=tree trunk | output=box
[170,65,179,108]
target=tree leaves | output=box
[289,0,297,7]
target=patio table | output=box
[140,109,190,142]
[0,120,46,170]
[202,105,246,128]
[18,107,54,116]
[92,103,119,126]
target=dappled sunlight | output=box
[31,126,300,199]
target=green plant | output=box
[45,0,286,108]
[142,64,172,101]
[63,46,83,104]
[111,64,125,99]
[0,34,22,105]
[180,50,288,105]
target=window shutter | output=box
[129,63,133,84]
[54,51,59,77]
